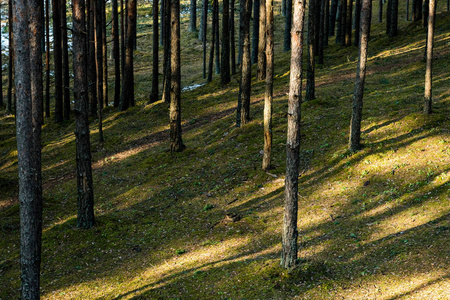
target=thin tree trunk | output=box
[162,0,171,103]
[208,0,216,83]
[120,0,136,111]
[199,0,206,40]
[53,0,63,122]
[252,0,260,64]
[88,0,98,117]
[349,0,371,152]
[7,0,13,114]
[95,0,104,141]
[214,0,220,74]
[306,0,315,101]
[282,0,286,16]
[422,0,429,27]
[221,0,231,84]
[238,0,244,64]
[189,0,197,32]
[102,0,108,107]
[257,0,266,80]
[230,0,236,74]
[73,0,95,229]
[15,0,43,296]
[406,0,409,21]
[413,0,422,22]
[284,0,292,51]
[62,0,71,119]
[262,0,273,170]
[379,0,382,22]
[0,11,3,108]
[238,0,252,125]
[386,0,398,36]
[354,0,361,46]
[329,0,338,36]
[423,0,435,114]
[160,0,164,45]
[318,0,325,64]
[336,0,346,45]
[112,0,121,107]
[282,0,306,270]
[121,0,126,72]
[150,0,159,102]
[345,0,352,45]
[45,0,51,117]
[170,0,185,152]
[324,0,329,45]
[202,0,208,78]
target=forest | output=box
[0,0,449,298]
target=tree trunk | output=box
[162,0,171,103]
[336,0,346,45]
[221,0,231,84]
[202,0,208,78]
[73,0,95,229]
[214,0,220,74]
[282,0,306,270]
[318,0,325,64]
[88,0,98,117]
[324,0,329,45]
[0,11,2,108]
[120,0,136,111]
[413,0,422,22]
[354,0,361,46]
[7,0,13,114]
[53,0,63,122]
[112,0,121,107]
[252,0,260,64]
[386,0,398,37]
[189,0,197,32]
[45,0,51,117]
[423,0,435,114]
[345,0,352,46]
[422,0,429,27]
[406,0,410,21]
[150,0,159,102]
[284,0,292,51]
[262,0,273,170]
[95,0,104,141]
[15,0,43,297]
[379,0,382,22]
[349,0,371,152]
[238,0,244,64]
[329,0,338,36]
[306,0,315,101]
[102,0,108,107]
[257,0,266,80]
[62,0,71,120]
[170,0,185,152]
[237,0,252,126]
[199,0,206,40]
[160,0,164,45]
[121,0,126,72]
[208,0,216,83]
[230,0,236,74]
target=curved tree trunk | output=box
[282,0,306,270]
[349,0,372,152]
[423,0,435,114]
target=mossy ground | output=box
[1,1,449,299]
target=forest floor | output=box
[1,1,449,299]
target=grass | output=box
[1,1,449,299]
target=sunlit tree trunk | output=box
[257,0,266,80]
[282,0,306,270]
[150,0,159,102]
[349,0,371,152]
[221,0,231,84]
[170,0,185,152]
[73,0,95,229]
[262,0,273,170]
[423,0,435,114]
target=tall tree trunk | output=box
[257,0,266,80]
[423,0,435,114]
[406,0,410,21]
[202,0,208,78]
[230,0,236,74]
[112,0,121,107]
[386,0,398,37]
[262,0,273,170]
[120,0,136,111]
[324,0,329,45]
[237,0,252,126]
[284,0,292,51]
[162,0,171,103]
[0,12,3,108]
[413,0,422,22]
[379,0,382,22]
[345,0,352,46]
[189,0,197,32]
[88,0,98,117]
[62,0,71,120]
[329,0,338,36]
[199,0,206,40]
[45,0,51,117]
[150,0,159,102]
[160,0,164,45]
[207,0,216,83]
[53,0,63,122]
[422,0,429,27]
[238,0,244,64]
[349,0,371,152]
[95,0,104,141]
[73,0,95,229]
[354,0,361,46]
[282,0,286,15]
[7,0,13,114]
[121,0,126,72]
[251,0,260,64]
[102,0,108,107]
[214,0,220,74]
[221,0,231,84]
[170,0,185,152]
[318,0,325,64]
[15,0,43,296]
[336,0,346,45]
[306,0,315,101]
[282,0,306,270]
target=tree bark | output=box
[15,0,43,296]
[208,0,216,83]
[170,0,185,152]
[423,0,435,114]
[199,0,206,40]
[336,0,346,45]
[214,0,220,74]
[95,0,104,141]
[88,0,98,117]
[413,0,422,22]
[230,0,236,74]
[284,0,293,51]
[120,0,136,111]
[62,0,71,120]
[53,0,64,122]
[189,0,197,32]
[73,0,95,229]
[306,0,315,101]
[318,0,325,64]
[112,0,121,107]
[386,0,398,37]
[354,0,361,46]
[237,0,252,126]
[0,11,3,108]
[221,0,231,84]
[45,0,51,117]
[422,0,429,27]
[282,0,306,270]
[257,0,266,80]
[150,0,159,102]
[162,0,171,103]
[349,0,371,152]
[102,0,108,107]
[7,0,13,114]
[202,0,208,78]
[329,0,338,36]
[262,0,273,170]
[345,0,352,46]
[324,0,329,45]
[379,0,382,23]
[252,0,260,64]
